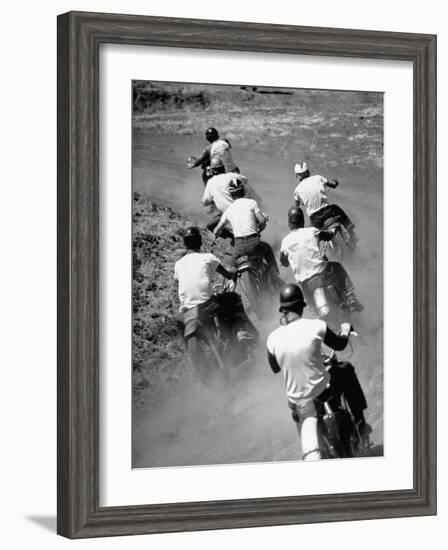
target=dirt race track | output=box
[131,85,383,468]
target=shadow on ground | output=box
[25,515,56,533]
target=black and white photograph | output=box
[131,80,384,468]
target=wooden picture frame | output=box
[57,11,437,538]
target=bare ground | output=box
[131,82,383,468]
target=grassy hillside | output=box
[132,80,383,170]
[132,192,232,407]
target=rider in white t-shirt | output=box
[187,127,239,183]
[266,283,370,460]
[174,226,234,313]
[293,162,356,241]
[201,171,264,244]
[202,172,263,214]
[174,226,257,343]
[212,180,281,285]
[279,206,363,314]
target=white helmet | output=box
[294,162,309,175]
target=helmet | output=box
[205,127,219,142]
[279,283,306,312]
[229,177,245,198]
[294,161,309,176]
[287,206,304,229]
[183,226,202,249]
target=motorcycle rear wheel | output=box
[187,329,225,386]
[239,269,265,319]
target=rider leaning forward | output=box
[201,167,263,243]
[293,161,357,244]
[212,178,283,288]
[188,127,239,184]
[174,226,257,334]
[266,283,371,460]
[280,206,363,314]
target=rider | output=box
[293,162,357,243]
[187,127,239,183]
[174,226,257,343]
[279,206,363,314]
[213,179,282,287]
[266,283,371,460]
[202,171,264,239]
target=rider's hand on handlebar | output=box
[340,322,353,337]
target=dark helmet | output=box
[205,127,219,142]
[288,206,304,229]
[279,283,306,313]
[183,226,202,249]
[229,177,245,198]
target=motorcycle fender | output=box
[237,262,253,273]
[184,318,200,339]
[235,255,254,273]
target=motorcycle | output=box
[234,253,277,320]
[184,281,257,386]
[315,352,371,459]
[319,214,357,263]
[302,266,350,331]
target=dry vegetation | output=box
[132,192,232,407]
[132,80,383,170]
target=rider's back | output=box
[203,172,244,212]
[210,139,237,172]
[294,174,329,217]
[174,252,220,312]
[267,317,330,404]
[280,227,326,283]
[221,197,260,237]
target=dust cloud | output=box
[132,100,384,467]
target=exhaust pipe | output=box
[313,286,330,317]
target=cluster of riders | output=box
[173,127,371,460]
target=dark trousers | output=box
[175,295,258,343]
[310,204,354,231]
[232,234,279,275]
[288,361,367,424]
[325,261,355,294]
[325,362,368,423]
[302,261,355,300]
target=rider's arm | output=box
[293,184,302,205]
[216,263,236,280]
[190,147,210,168]
[253,203,267,228]
[324,178,339,189]
[323,324,351,351]
[267,350,281,374]
[213,214,227,238]
[279,251,289,267]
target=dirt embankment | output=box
[132,192,232,408]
